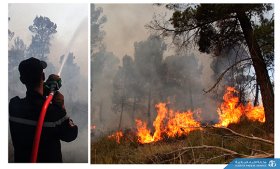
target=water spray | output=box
[30,17,86,163]
[58,17,87,76]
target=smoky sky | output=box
[8,3,88,78]
[97,4,174,59]
[96,3,215,89]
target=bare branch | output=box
[203,58,251,93]
[206,153,233,163]
[213,126,274,145]
[223,135,272,155]
[158,145,273,163]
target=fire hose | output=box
[30,75,62,163]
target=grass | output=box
[91,120,274,164]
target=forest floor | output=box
[91,119,274,164]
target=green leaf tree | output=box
[149,4,274,132]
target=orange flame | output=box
[215,87,265,127]
[108,131,123,144]
[244,103,265,123]
[135,119,154,143]
[166,110,201,137]
[136,103,201,144]
[109,86,265,144]
[91,125,96,130]
[214,87,243,127]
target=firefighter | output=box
[9,57,78,163]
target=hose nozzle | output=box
[44,74,62,93]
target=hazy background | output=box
[96,4,214,86]
[99,4,169,58]
[9,4,88,79]
[91,4,220,137]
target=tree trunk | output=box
[237,11,274,133]
[99,100,103,122]
[119,70,127,130]
[131,96,136,126]
[118,96,124,130]
[188,80,194,110]
[147,85,152,128]
[254,84,259,106]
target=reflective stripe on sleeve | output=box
[9,115,69,127]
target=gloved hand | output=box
[53,91,65,110]
[44,74,62,95]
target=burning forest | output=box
[91,4,274,164]
[106,86,265,145]
[93,86,272,164]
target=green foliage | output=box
[168,4,273,55]
[158,4,274,123]
[254,15,274,69]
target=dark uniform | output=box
[9,90,78,163]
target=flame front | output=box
[109,86,266,144]
[135,119,154,143]
[166,110,201,137]
[215,87,265,127]
[136,103,201,144]
[214,87,243,127]
[108,131,123,144]
[244,103,265,123]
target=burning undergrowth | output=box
[135,103,201,144]
[105,86,265,145]
[91,86,272,164]
[92,120,273,164]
